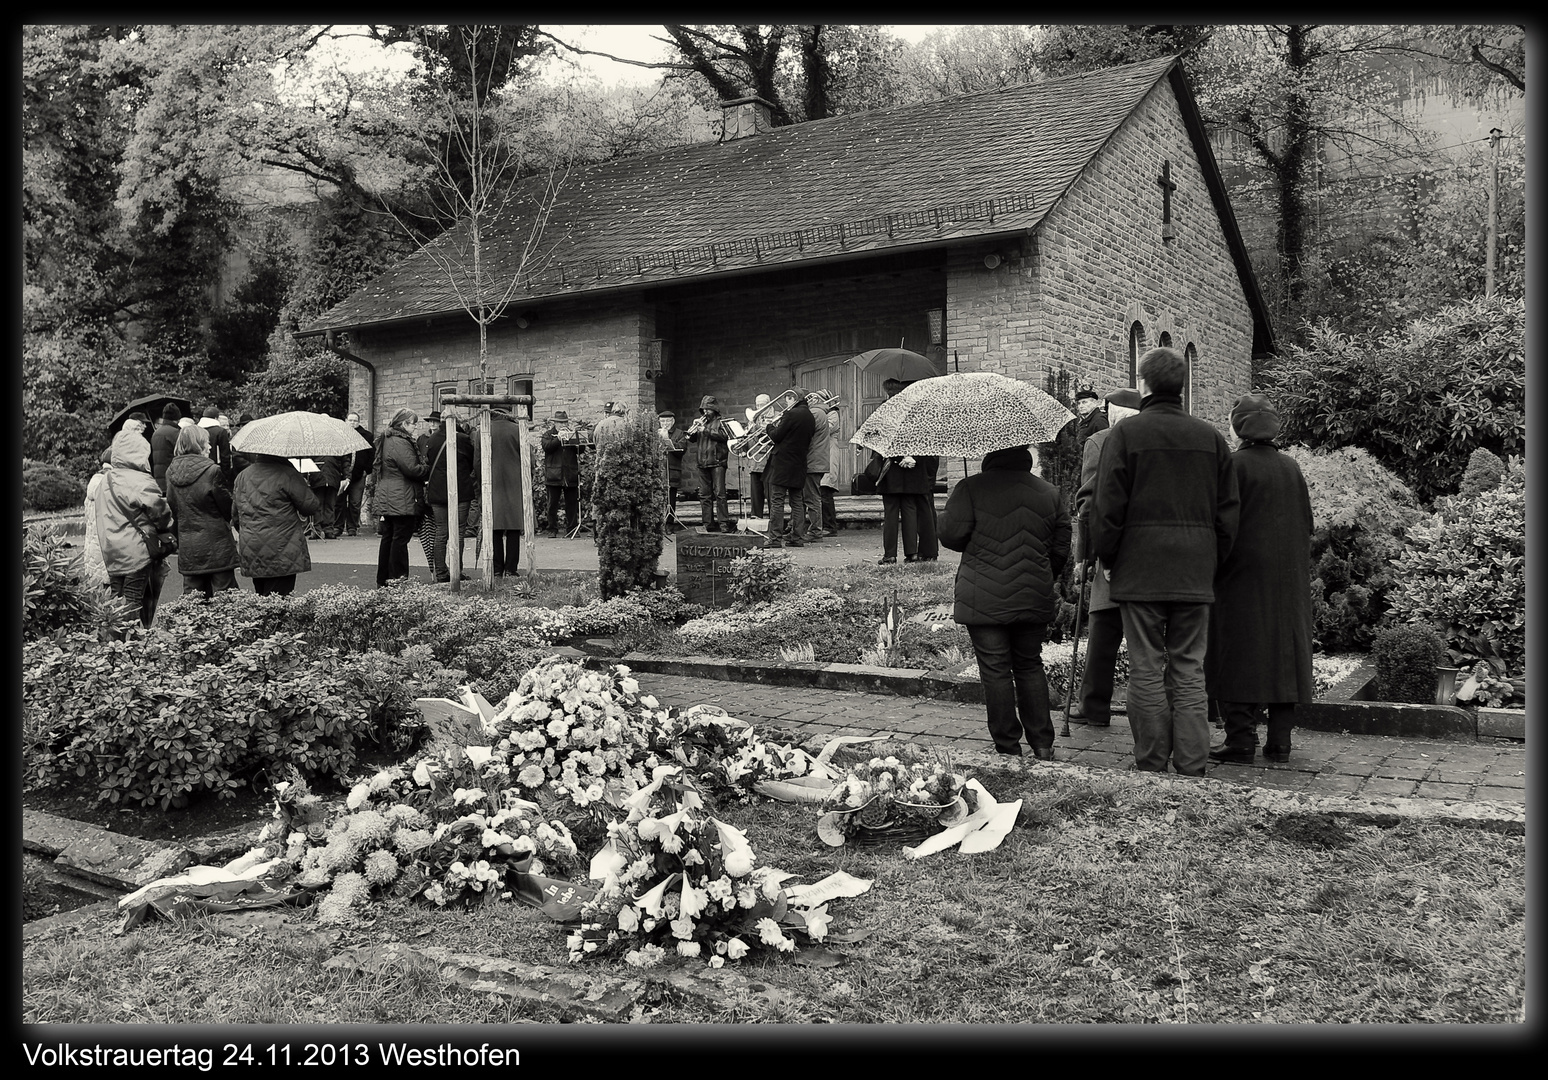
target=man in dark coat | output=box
[658,411,688,520]
[1205,394,1314,765]
[306,452,348,540]
[686,395,732,533]
[342,412,374,536]
[199,405,234,483]
[473,410,526,576]
[539,410,581,538]
[938,444,1070,758]
[149,402,182,493]
[1073,387,1108,444]
[426,412,479,582]
[761,389,816,547]
[1091,347,1239,777]
[871,379,938,564]
[1068,387,1143,727]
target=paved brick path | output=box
[637,672,1528,807]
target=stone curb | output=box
[616,654,1516,742]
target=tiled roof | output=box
[303,56,1182,335]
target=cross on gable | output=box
[1156,160,1177,224]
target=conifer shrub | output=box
[1457,448,1505,498]
[1371,624,1447,705]
[591,418,667,599]
[22,459,85,512]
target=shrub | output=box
[728,548,792,605]
[1386,457,1525,673]
[1457,448,1505,498]
[23,459,85,512]
[1262,296,1525,503]
[1284,445,1422,652]
[22,524,131,642]
[591,419,667,599]
[1371,624,1447,705]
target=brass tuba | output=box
[729,388,803,467]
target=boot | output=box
[1207,744,1256,765]
[1262,745,1291,763]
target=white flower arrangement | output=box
[818,751,965,842]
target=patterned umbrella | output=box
[229,411,370,457]
[849,372,1074,458]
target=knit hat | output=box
[1230,393,1282,443]
[161,402,182,421]
[202,404,220,419]
[1074,387,1099,402]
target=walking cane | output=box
[1061,558,1093,738]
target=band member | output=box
[659,410,688,516]
[762,387,816,548]
[540,410,581,538]
[687,396,732,532]
[746,393,771,518]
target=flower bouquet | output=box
[643,703,831,802]
[816,752,967,847]
[567,766,829,969]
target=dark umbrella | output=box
[108,394,193,441]
[846,348,940,383]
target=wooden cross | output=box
[1157,160,1177,225]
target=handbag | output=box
[136,521,177,560]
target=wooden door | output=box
[793,354,864,491]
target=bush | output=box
[1371,624,1447,705]
[23,459,86,512]
[1262,296,1525,503]
[1458,448,1505,498]
[591,419,667,599]
[728,548,792,605]
[1386,457,1525,674]
[22,524,131,642]
[1284,445,1422,652]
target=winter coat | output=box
[805,406,830,474]
[872,449,939,496]
[200,418,234,480]
[1090,394,1239,604]
[232,457,320,579]
[662,424,688,487]
[82,470,110,587]
[1076,407,1108,445]
[540,428,581,486]
[348,426,375,483]
[1073,428,1116,612]
[149,420,180,492]
[370,428,428,518]
[763,397,816,489]
[938,446,1070,626]
[687,411,730,469]
[96,431,175,577]
[309,454,347,488]
[425,424,479,506]
[473,412,526,531]
[819,422,842,489]
[1205,443,1316,704]
[165,453,238,576]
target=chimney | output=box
[719,96,775,142]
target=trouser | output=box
[1118,600,1211,776]
[545,484,578,534]
[820,485,838,531]
[914,493,939,559]
[343,480,366,534]
[802,473,822,536]
[966,622,1054,755]
[1079,606,1125,724]
[697,464,728,528]
[310,485,339,537]
[378,515,418,586]
[491,530,520,576]
[768,482,806,540]
[749,471,766,518]
[431,501,470,581]
[881,493,918,559]
[182,569,239,598]
[1221,702,1296,751]
[109,562,166,628]
[252,575,296,597]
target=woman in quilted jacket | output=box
[938,444,1071,759]
[370,408,429,587]
[233,453,321,596]
[165,424,240,597]
[95,429,175,627]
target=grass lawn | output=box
[22,745,1526,1025]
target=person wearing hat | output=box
[817,401,843,536]
[538,409,581,538]
[687,395,732,533]
[744,393,772,519]
[1204,394,1313,766]
[150,402,183,494]
[1090,348,1239,777]
[1069,387,1143,727]
[1073,387,1108,445]
[658,410,688,520]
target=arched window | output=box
[1158,331,1172,349]
[1183,343,1197,414]
[1128,322,1146,388]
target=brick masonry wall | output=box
[947,80,1255,433]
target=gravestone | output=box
[908,603,955,629]
[676,528,765,607]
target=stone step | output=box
[22,807,193,892]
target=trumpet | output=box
[688,415,707,436]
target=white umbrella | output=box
[229,411,370,457]
[849,372,1074,459]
